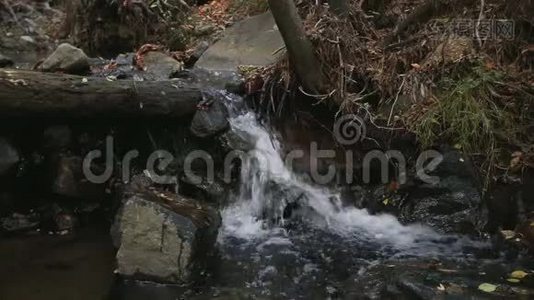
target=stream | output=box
[113,93,534,299]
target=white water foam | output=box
[218,104,483,256]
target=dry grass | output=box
[257,0,534,188]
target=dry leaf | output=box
[478,283,497,293]
[501,230,516,240]
[510,270,528,279]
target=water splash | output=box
[218,96,485,257]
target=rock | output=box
[185,41,210,67]
[52,155,106,201]
[179,175,228,205]
[43,125,72,150]
[195,12,284,71]
[396,275,437,300]
[422,37,474,69]
[0,138,19,176]
[220,128,256,152]
[1,212,40,232]
[19,35,36,46]
[0,53,14,68]
[190,90,229,138]
[195,25,216,36]
[399,148,487,234]
[266,180,310,223]
[40,43,90,74]
[141,51,183,80]
[175,68,245,94]
[111,191,220,283]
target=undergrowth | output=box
[412,65,507,152]
[407,62,532,189]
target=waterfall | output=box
[217,93,485,258]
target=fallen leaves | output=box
[478,283,498,293]
[500,230,517,240]
[134,44,164,70]
[510,270,528,279]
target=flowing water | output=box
[116,93,533,299]
[203,94,494,298]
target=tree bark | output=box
[0,70,202,118]
[267,0,325,95]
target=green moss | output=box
[407,62,532,189]
[412,64,511,154]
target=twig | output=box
[388,77,406,125]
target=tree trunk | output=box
[0,70,202,118]
[267,0,325,95]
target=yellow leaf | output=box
[382,198,390,206]
[507,278,520,283]
[478,283,497,293]
[511,270,528,279]
[501,230,516,240]
[411,63,422,70]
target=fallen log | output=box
[0,69,202,118]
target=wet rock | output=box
[175,68,245,94]
[220,128,256,152]
[265,180,310,223]
[399,148,487,234]
[195,12,284,71]
[111,192,220,283]
[396,275,437,300]
[0,138,20,176]
[52,155,106,201]
[141,51,183,80]
[190,91,229,138]
[180,174,228,205]
[40,43,90,74]
[1,212,40,232]
[0,53,14,68]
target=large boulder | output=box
[112,190,220,283]
[195,12,284,71]
[40,43,90,74]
